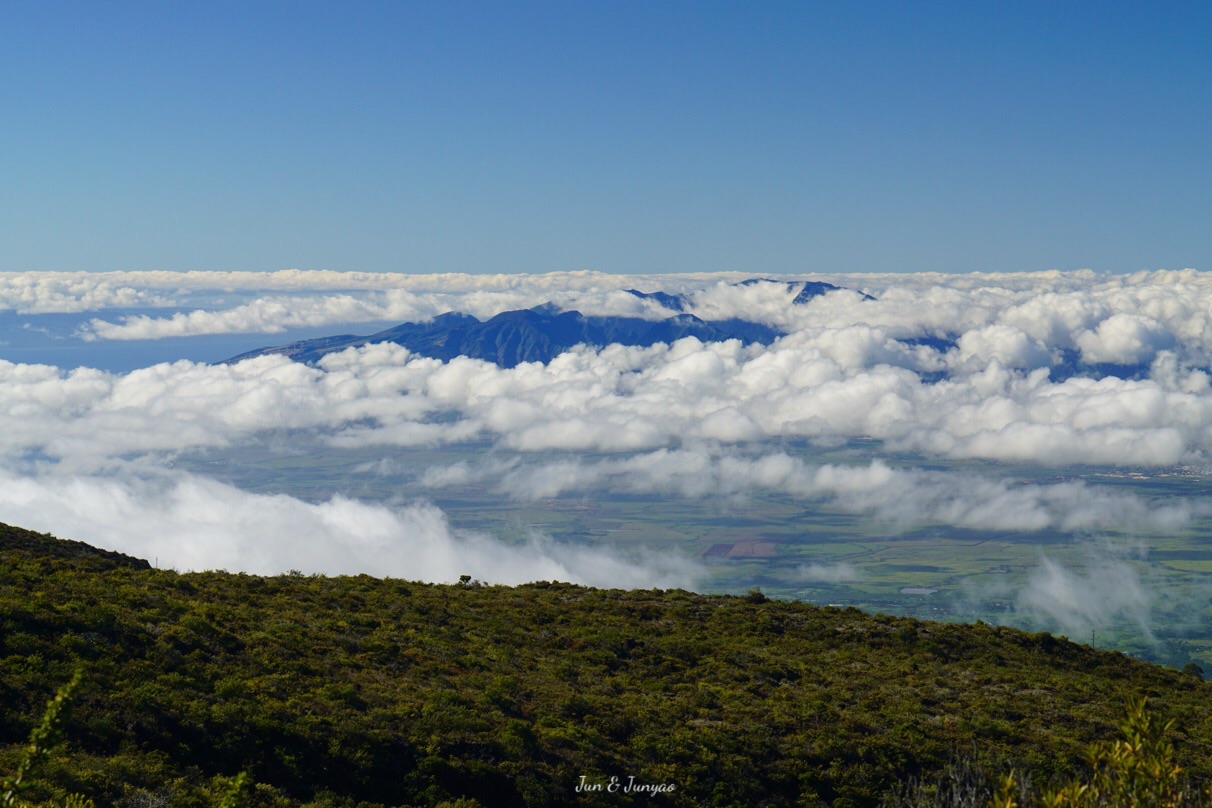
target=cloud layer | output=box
[4,268,1212,604]
[8,268,1210,469]
[10,333,1210,473]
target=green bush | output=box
[0,671,93,808]
[1,673,245,808]
[996,698,1202,808]
[892,701,1209,808]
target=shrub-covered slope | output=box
[1,521,1209,807]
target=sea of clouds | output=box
[2,268,1210,631]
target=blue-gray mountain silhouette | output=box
[227,279,862,368]
[227,309,781,368]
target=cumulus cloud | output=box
[1076,313,1177,365]
[0,273,172,313]
[955,324,1052,370]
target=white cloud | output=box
[466,449,1191,534]
[8,269,748,333]
[955,324,1052,370]
[10,308,1212,473]
[0,273,171,313]
[797,563,861,583]
[80,292,442,340]
[1076,313,1176,365]
[1016,550,1153,640]
[0,468,699,588]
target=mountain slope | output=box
[227,308,781,368]
[1,524,1208,807]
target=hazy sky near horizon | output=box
[4,1,1210,276]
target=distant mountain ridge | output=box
[228,278,862,368]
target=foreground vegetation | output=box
[1,522,1210,806]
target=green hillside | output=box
[1,521,1209,807]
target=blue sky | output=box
[3,1,1210,275]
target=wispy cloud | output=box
[797,562,861,583]
[460,449,1191,534]
[1016,548,1154,641]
